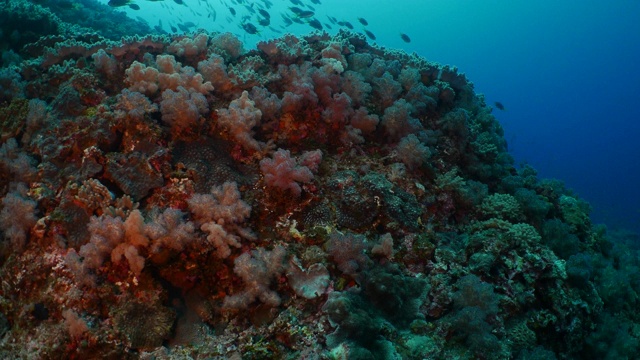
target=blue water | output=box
[111,0,640,233]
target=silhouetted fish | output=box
[400,33,411,43]
[364,29,376,40]
[242,22,259,34]
[258,8,270,18]
[358,17,368,26]
[494,102,505,110]
[308,18,322,30]
[108,0,132,7]
[297,10,315,18]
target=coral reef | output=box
[1,22,639,360]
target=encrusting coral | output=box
[0,26,639,360]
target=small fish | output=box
[400,33,411,43]
[357,17,368,26]
[307,18,323,30]
[258,17,270,26]
[343,21,353,30]
[128,2,140,9]
[281,14,293,26]
[170,25,178,32]
[364,29,376,40]
[289,6,303,15]
[228,6,236,15]
[297,10,315,18]
[173,0,183,4]
[290,0,302,5]
[494,102,506,110]
[258,8,270,18]
[310,0,321,3]
[108,0,132,7]
[280,14,293,26]
[242,22,259,34]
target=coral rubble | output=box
[1,20,640,360]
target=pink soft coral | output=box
[259,148,321,197]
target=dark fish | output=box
[242,22,259,34]
[258,8,270,18]
[290,0,302,5]
[324,23,332,29]
[173,0,183,4]
[327,16,337,24]
[357,17,368,26]
[108,0,132,7]
[297,10,315,18]
[129,4,140,10]
[343,21,353,29]
[400,33,411,43]
[281,14,293,26]
[494,102,505,110]
[308,18,322,30]
[364,29,376,40]
[170,25,178,32]
[258,17,270,26]
[289,6,303,15]
[229,6,236,15]
[310,0,321,3]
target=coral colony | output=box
[2,2,640,360]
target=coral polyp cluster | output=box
[1,28,639,360]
